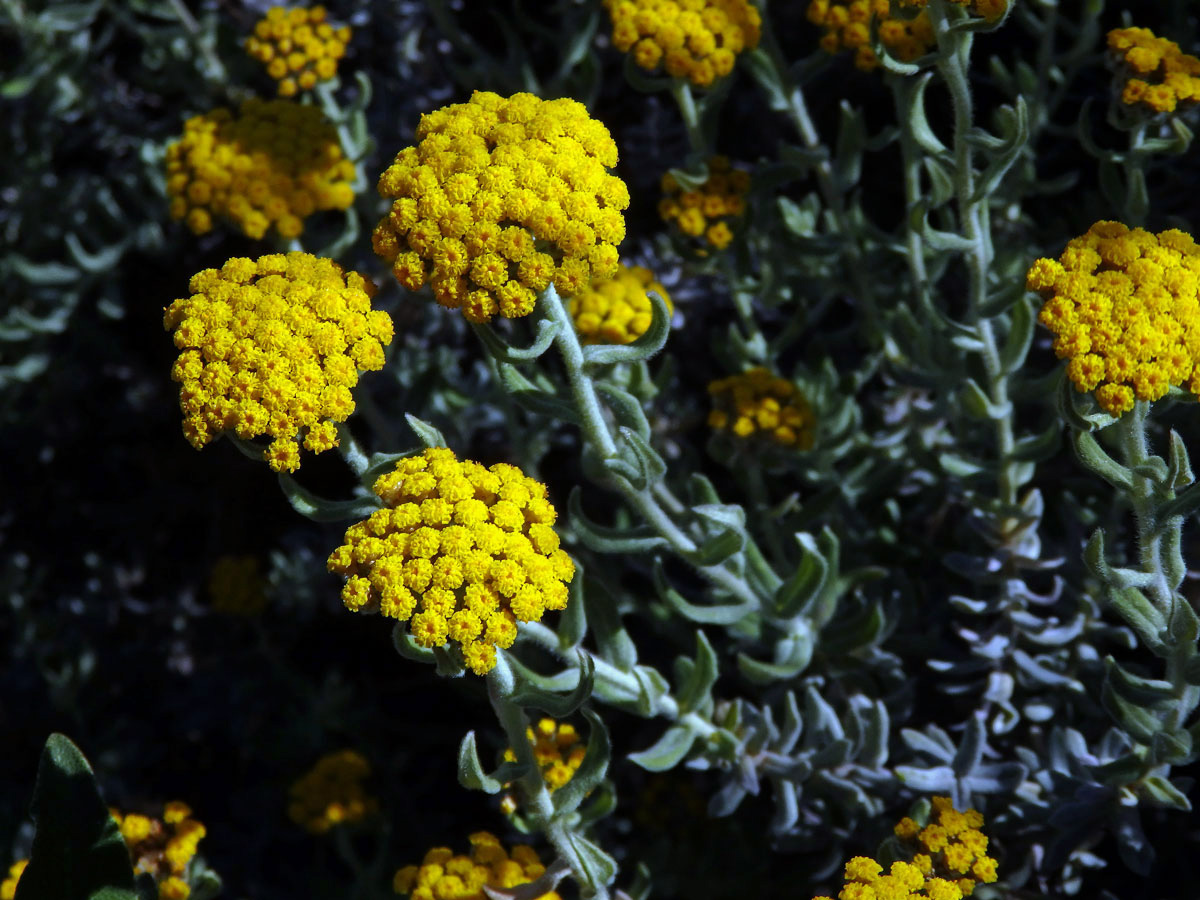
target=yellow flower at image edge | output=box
[165,98,355,240]
[1,860,26,900]
[327,448,575,675]
[1028,221,1200,416]
[289,750,379,834]
[603,0,762,88]
[246,5,350,97]
[570,263,672,344]
[164,252,394,473]
[708,367,815,449]
[807,1,935,72]
[1108,26,1200,114]
[373,90,628,324]
[393,832,560,900]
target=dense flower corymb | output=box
[658,155,748,251]
[813,798,998,900]
[393,832,561,900]
[327,448,574,675]
[373,91,627,323]
[570,263,672,344]
[808,1,934,71]
[164,253,393,472]
[288,750,379,834]
[708,367,815,449]
[246,5,350,96]
[1027,221,1200,416]
[603,0,762,88]
[166,99,355,240]
[1107,26,1200,114]
[112,802,207,900]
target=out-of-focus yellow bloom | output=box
[603,0,761,88]
[288,750,379,834]
[328,448,574,675]
[164,253,392,472]
[501,717,586,809]
[708,367,815,449]
[373,91,626,323]
[570,264,672,344]
[209,554,268,615]
[808,0,938,72]
[658,155,747,252]
[1027,221,1200,416]
[246,6,351,97]
[393,833,561,900]
[1108,26,1200,114]
[165,99,355,240]
[110,802,207,897]
[1,860,27,900]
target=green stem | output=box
[671,79,707,153]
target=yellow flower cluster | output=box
[658,155,748,251]
[373,91,627,324]
[570,263,672,344]
[898,0,1006,21]
[1107,26,1200,114]
[393,832,561,900]
[209,554,268,615]
[707,367,815,449]
[1027,221,1200,416]
[246,6,350,97]
[327,448,575,675]
[603,0,762,88]
[288,750,379,834]
[112,802,206,900]
[164,253,393,472]
[165,99,356,240]
[0,861,26,900]
[807,1,933,71]
[813,798,998,900]
[504,717,586,792]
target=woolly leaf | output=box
[628,723,697,772]
[1107,587,1167,655]
[559,830,616,893]
[676,630,719,714]
[1139,775,1192,811]
[1071,430,1133,492]
[277,474,381,523]
[405,414,448,449]
[510,653,595,718]
[552,708,611,816]
[567,486,668,554]
[457,732,503,794]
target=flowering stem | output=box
[671,80,708,153]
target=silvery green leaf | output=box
[1139,775,1192,811]
[999,294,1036,373]
[656,559,753,625]
[618,427,667,485]
[457,731,503,794]
[1167,430,1194,488]
[277,474,381,523]
[405,414,448,449]
[1102,677,1164,744]
[595,383,651,440]
[962,762,1027,793]
[1168,598,1199,645]
[689,529,745,568]
[567,487,668,554]
[803,684,844,744]
[952,715,986,777]
[392,624,436,664]
[773,532,829,620]
[1149,729,1194,766]
[970,97,1028,204]
[737,631,813,684]
[833,101,864,190]
[472,318,559,362]
[1013,649,1083,690]
[820,599,885,655]
[1072,430,1133,491]
[923,157,956,208]
[895,764,955,792]
[770,780,800,834]
[1012,423,1061,462]
[509,653,595,718]
[559,831,616,892]
[1159,482,1200,524]
[676,631,719,714]
[1108,587,1167,655]
[499,363,582,424]
[778,195,817,237]
[628,723,698,772]
[581,290,671,366]
[556,574,588,652]
[901,726,955,762]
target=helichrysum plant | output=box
[165,99,355,239]
[163,252,393,472]
[372,91,626,323]
[245,5,350,97]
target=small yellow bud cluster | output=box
[393,832,562,900]
[503,718,586,797]
[1107,27,1200,114]
[813,798,998,900]
[570,264,672,344]
[1027,221,1200,416]
[707,367,815,449]
[245,6,350,97]
[288,750,379,834]
[807,1,934,72]
[603,0,762,88]
[327,448,575,675]
[164,253,393,473]
[111,802,206,900]
[0,861,26,900]
[208,554,268,615]
[373,91,627,323]
[898,0,1006,21]
[165,99,356,240]
[658,156,748,251]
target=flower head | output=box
[1107,26,1200,114]
[393,833,561,900]
[570,264,672,344]
[603,0,762,88]
[809,1,935,71]
[246,6,351,97]
[1027,220,1200,416]
[327,449,574,674]
[658,156,748,252]
[708,367,815,449]
[501,717,587,809]
[373,91,626,323]
[208,554,268,615]
[164,253,393,471]
[165,99,355,240]
[111,802,207,896]
[1,861,27,900]
[288,750,379,834]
